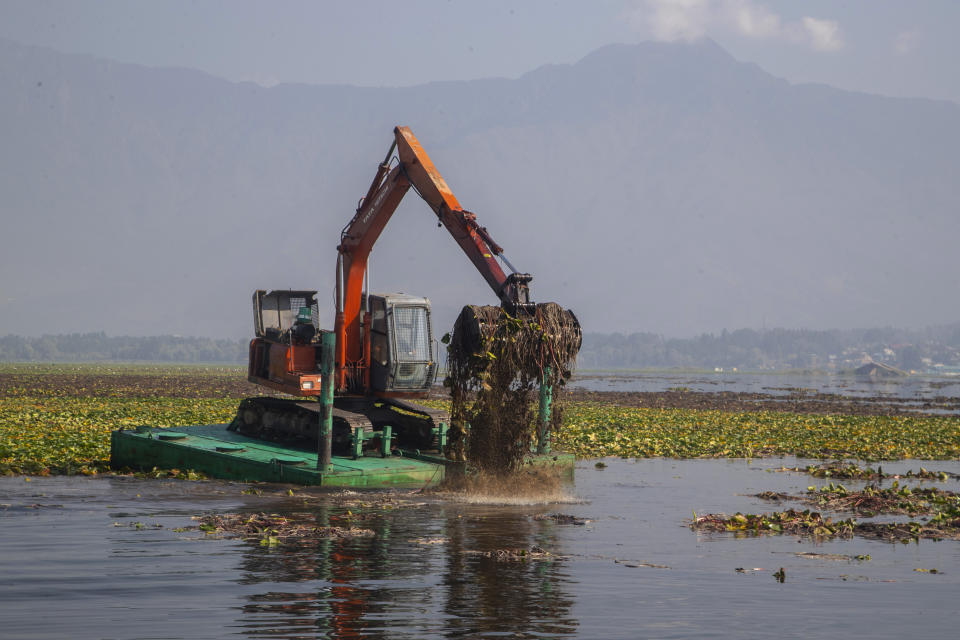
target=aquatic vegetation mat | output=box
[3,364,959,476]
[0,364,253,398]
[0,394,237,475]
[757,481,960,517]
[445,303,580,472]
[555,404,960,460]
[566,386,960,417]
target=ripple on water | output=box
[1,458,959,638]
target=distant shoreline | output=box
[565,388,960,418]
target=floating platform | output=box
[111,424,575,489]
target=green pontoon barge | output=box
[111,331,573,488]
[111,422,573,489]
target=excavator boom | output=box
[393,128,516,300]
[335,126,532,392]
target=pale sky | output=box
[1,0,957,103]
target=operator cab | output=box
[365,293,437,393]
[248,289,436,396]
[252,290,320,345]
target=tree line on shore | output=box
[2,324,959,370]
[0,332,247,364]
[578,325,960,371]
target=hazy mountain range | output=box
[1,37,957,340]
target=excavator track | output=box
[227,395,450,455]
[336,396,450,452]
[380,398,450,451]
[228,396,372,455]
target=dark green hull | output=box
[111,424,574,488]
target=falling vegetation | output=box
[445,303,580,472]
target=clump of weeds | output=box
[690,509,856,539]
[776,462,956,482]
[804,481,960,517]
[182,512,375,546]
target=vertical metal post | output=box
[537,366,552,454]
[317,331,335,471]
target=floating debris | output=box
[133,467,206,481]
[409,537,448,545]
[279,489,429,510]
[754,482,960,517]
[692,507,960,542]
[793,552,870,562]
[754,491,793,502]
[465,545,555,562]
[691,509,856,538]
[805,482,960,516]
[775,463,956,482]
[614,559,669,569]
[114,521,163,530]
[184,512,375,544]
[855,517,960,542]
[533,513,589,525]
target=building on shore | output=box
[854,361,908,378]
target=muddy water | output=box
[2,459,959,639]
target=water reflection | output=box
[5,461,960,639]
[441,509,577,638]
[230,502,577,638]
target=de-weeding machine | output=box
[112,126,578,487]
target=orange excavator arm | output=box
[334,126,532,391]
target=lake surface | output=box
[2,458,959,639]
[571,370,960,402]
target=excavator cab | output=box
[237,289,443,452]
[247,290,325,396]
[247,288,436,397]
[366,293,436,393]
[252,289,320,345]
